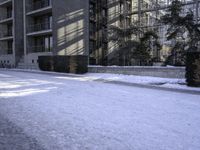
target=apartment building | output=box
[0,0,90,69]
[0,0,198,68]
[105,0,133,65]
[23,0,90,69]
[0,0,24,67]
[0,0,134,68]
[90,0,200,65]
[89,0,108,65]
[89,0,133,65]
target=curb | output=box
[2,68,200,95]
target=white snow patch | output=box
[0,70,200,150]
[83,73,200,92]
[2,69,200,92]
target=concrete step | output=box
[18,62,25,66]
[18,56,25,63]
[17,63,39,70]
[19,60,24,63]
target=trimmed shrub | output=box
[70,55,88,74]
[38,55,88,74]
[53,56,70,73]
[38,56,54,71]
[186,52,200,87]
[69,55,88,74]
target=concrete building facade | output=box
[23,0,90,69]
[0,0,90,69]
[0,0,199,68]
[0,0,24,67]
[0,0,131,68]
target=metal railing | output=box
[0,0,12,5]
[0,31,12,38]
[100,17,107,25]
[28,45,52,53]
[28,21,51,33]
[101,0,107,8]
[6,48,12,54]
[28,0,51,12]
[0,13,12,21]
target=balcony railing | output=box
[90,0,96,3]
[100,17,107,25]
[28,0,51,12]
[6,48,13,54]
[101,0,107,8]
[0,13,12,21]
[29,45,52,53]
[28,21,51,33]
[0,31,12,38]
[0,0,12,5]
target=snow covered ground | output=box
[85,73,200,92]
[0,70,200,150]
[9,69,200,92]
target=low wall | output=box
[0,54,15,68]
[88,66,186,79]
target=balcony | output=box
[90,0,96,4]
[0,0,12,7]
[0,31,13,40]
[27,22,52,36]
[28,45,52,53]
[0,13,13,23]
[100,17,107,26]
[89,30,96,40]
[5,48,13,54]
[102,33,108,43]
[101,0,107,8]
[27,0,52,15]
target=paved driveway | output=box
[0,70,200,150]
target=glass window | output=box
[45,35,53,52]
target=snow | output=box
[10,68,200,92]
[84,73,200,92]
[62,72,198,92]
[0,70,200,150]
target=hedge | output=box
[38,55,88,74]
[186,52,200,87]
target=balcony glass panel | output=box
[29,35,52,53]
[29,0,51,12]
[28,21,51,33]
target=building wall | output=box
[23,0,53,68]
[14,0,24,64]
[0,0,199,68]
[52,0,89,56]
[0,54,15,67]
[0,0,13,67]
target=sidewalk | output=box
[2,68,200,95]
[0,114,44,150]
